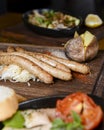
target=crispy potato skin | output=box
[65,36,99,62]
[65,37,85,62]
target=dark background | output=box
[0,0,104,20]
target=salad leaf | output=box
[3,111,25,128]
[51,111,84,130]
[35,16,44,24]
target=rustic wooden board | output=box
[0,23,104,47]
[0,43,104,99]
[92,62,104,99]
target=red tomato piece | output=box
[56,92,103,130]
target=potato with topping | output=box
[64,31,99,62]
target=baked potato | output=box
[64,31,99,62]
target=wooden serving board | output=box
[0,43,104,99]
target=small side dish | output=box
[1,91,103,130]
[28,9,80,30]
[23,9,82,37]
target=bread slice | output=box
[0,86,18,121]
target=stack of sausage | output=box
[0,46,90,84]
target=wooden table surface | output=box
[0,13,104,100]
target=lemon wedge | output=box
[85,14,103,28]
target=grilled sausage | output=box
[0,53,53,84]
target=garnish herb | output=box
[51,111,84,130]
